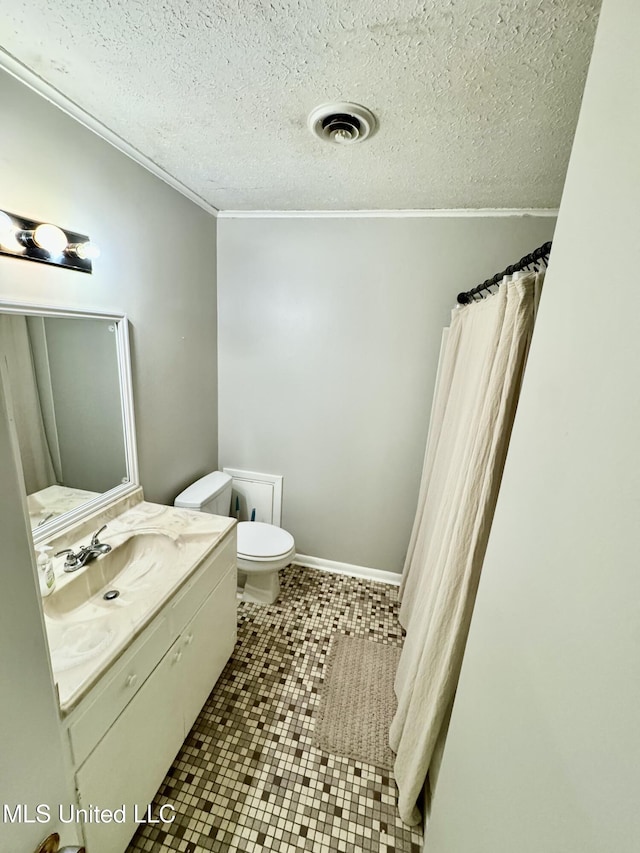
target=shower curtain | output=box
[0,314,57,494]
[390,272,543,826]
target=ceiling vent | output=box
[308,102,377,145]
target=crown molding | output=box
[218,208,559,219]
[0,49,219,218]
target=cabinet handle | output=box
[172,650,183,664]
[185,633,194,645]
[125,674,138,688]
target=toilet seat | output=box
[237,522,294,560]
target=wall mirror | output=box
[0,300,138,543]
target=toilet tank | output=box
[174,471,233,516]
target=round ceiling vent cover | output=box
[308,102,377,145]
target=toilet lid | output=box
[237,522,295,559]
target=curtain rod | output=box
[456,240,552,305]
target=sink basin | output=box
[44,531,185,620]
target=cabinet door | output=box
[76,637,184,853]
[181,565,237,734]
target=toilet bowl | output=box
[237,522,295,604]
[174,471,295,605]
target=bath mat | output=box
[314,634,401,770]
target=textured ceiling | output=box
[0,0,600,211]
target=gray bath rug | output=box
[314,634,401,770]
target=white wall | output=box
[217,215,555,572]
[425,1,640,850]
[0,69,218,504]
[0,378,80,850]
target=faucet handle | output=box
[90,524,112,555]
[91,524,107,545]
[54,549,83,571]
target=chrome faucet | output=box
[55,525,112,573]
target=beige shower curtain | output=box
[0,314,57,494]
[391,273,543,825]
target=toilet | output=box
[174,471,295,604]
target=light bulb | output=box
[0,211,22,251]
[66,241,100,261]
[75,241,100,260]
[33,223,68,255]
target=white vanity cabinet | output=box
[177,566,237,734]
[65,528,237,853]
[75,635,184,852]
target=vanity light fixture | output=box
[0,211,22,252]
[0,209,98,273]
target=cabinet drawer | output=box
[170,531,236,637]
[69,616,170,767]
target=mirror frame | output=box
[0,299,139,544]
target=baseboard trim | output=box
[294,553,401,586]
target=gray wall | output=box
[0,69,218,504]
[44,316,127,493]
[425,1,640,850]
[0,65,218,848]
[217,215,555,573]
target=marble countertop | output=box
[43,500,235,715]
[28,484,100,530]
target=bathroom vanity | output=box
[0,300,238,851]
[45,497,237,852]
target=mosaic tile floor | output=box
[127,565,423,853]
